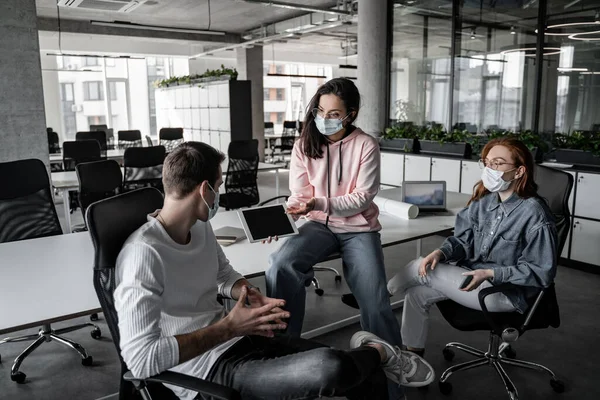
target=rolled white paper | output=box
[374,196,419,219]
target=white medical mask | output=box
[314,114,346,136]
[481,167,517,192]
[202,183,219,220]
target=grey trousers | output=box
[387,258,516,349]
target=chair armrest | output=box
[478,283,545,334]
[124,370,240,400]
[258,195,289,206]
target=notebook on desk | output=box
[401,181,449,213]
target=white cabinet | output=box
[220,132,231,154]
[182,87,191,108]
[183,109,192,129]
[192,110,200,129]
[209,109,220,131]
[431,158,461,192]
[570,218,600,265]
[217,84,230,107]
[404,155,431,181]
[208,85,219,106]
[219,109,230,131]
[460,160,481,195]
[380,152,404,186]
[175,88,184,109]
[190,87,200,108]
[209,131,221,150]
[201,130,210,144]
[199,87,209,108]
[573,172,600,220]
[200,109,210,129]
[561,171,576,259]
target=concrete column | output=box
[0,0,48,165]
[236,47,265,160]
[357,0,389,137]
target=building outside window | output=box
[84,57,99,67]
[84,81,104,101]
[276,88,285,101]
[276,112,285,124]
[264,88,270,100]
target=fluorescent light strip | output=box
[539,21,600,36]
[500,47,562,56]
[557,67,588,72]
[581,72,600,75]
[568,31,600,41]
[90,20,226,36]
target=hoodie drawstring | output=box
[325,143,330,227]
[338,141,343,185]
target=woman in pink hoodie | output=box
[266,79,433,395]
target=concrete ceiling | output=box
[35,0,340,33]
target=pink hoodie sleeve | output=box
[313,140,380,217]
[287,142,313,209]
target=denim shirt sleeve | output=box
[438,206,473,263]
[485,222,557,287]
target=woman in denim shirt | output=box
[387,137,557,356]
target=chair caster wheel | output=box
[442,348,455,361]
[82,356,93,366]
[315,288,324,296]
[503,346,517,359]
[11,372,26,383]
[91,328,102,340]
[334,275,342,283]
[90,313,99,321]
[550,378,565,393]
[439,381,452,395]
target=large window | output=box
[276,88,285,101]
[84,81,104,101]
[389,0,598,136]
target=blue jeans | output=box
[199,335,388,400]
[266,221,405,399]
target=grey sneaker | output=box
[350,331,435,388]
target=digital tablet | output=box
[237,204,299,243]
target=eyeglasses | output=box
[478,159,515,170]
[311,108,346,120]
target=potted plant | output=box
[155,65,238,88]
[380,122,420,153]
[553,131,600,167]
[417,127,473,159]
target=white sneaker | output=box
[350,331,435,388]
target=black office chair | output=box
[146,135,154,147]
[63,140,103,212]
[0,159,100,384]
[272,121,297,164]
[90,124,115,149]
[159,127,184,152]
[77,131,108,154]
[118,130,143,149]
[123,146,166,192]
[47,128,60,154]
[435,165,573,399]
[86,188,240,400]
[75,160,123,231]
[264,122,275,162]
[219,140,260,210]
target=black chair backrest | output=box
[264,122,274,129]
[159,128,184,152]
[534,165,574,255]
[77,131,108,151]
[145,135,154,147]
[118,130,143,149]
[0,159,63,242]
[282,121,297,136]
[76,160,123,216]
[86,188,164,399]
[63,140,102,171]
[225,140,260,207]
[123,146,166,192]
[47,128,60,154]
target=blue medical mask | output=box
[314,114,347,136]
[202,183,220,220]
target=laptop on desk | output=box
[401,181,450,214]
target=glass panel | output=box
[454,2,539,133]
[390,2,452,129]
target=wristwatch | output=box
[246,284,261,293]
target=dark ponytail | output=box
[300,78,361,159]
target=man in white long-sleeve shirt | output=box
[114,142,435,400]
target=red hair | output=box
[469,137,538,205]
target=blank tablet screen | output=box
[240,205,295,241]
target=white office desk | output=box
[51,162,286,233]
[0,188,469,337]
[0,232,99,335]
[49,149,126,165]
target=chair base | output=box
[439,333,564,400]
[311,266,342,296]
[0,322,101,383]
